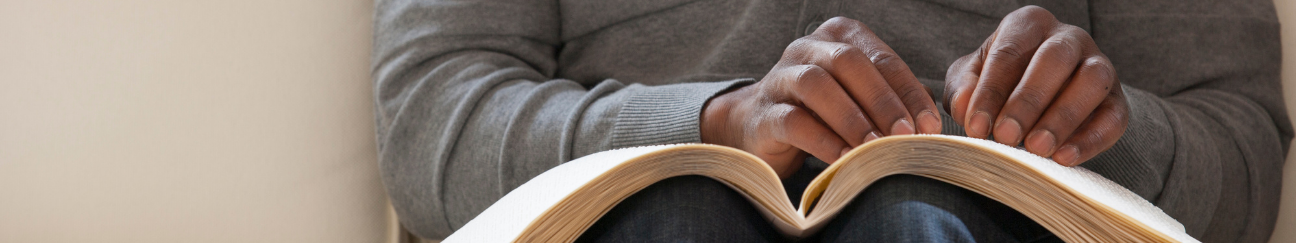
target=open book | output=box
[443,135,1199,243]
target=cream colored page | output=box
[935,135,1197,242]
[444,135,1199,242]
[442,145,677,243]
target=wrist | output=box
[700,85,745,147]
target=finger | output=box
[965,6,1056,139]
[779,64,878,146]
[789,38,914,136]
[1052,89,1128,166]
[944,53,983,125]
[768,104,852,163]
[993,26,1086,146]
[1024,56,1116,157]
[816,17,942,134]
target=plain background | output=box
[0,0,393,242]
[2,0,1296,242]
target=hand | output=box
[944,6,1129,167]
[702,17,941,178]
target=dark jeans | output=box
[577,159,1063,243]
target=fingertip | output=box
[968,111,992,138]
[948,91,967,123]
[891,118,915,135]
[839,147,853,160]
[863,132,881,144]
[1025,129,1056,156]
[993,117,1022,145]
[917,111,942,134]
[1053,145,1080,166]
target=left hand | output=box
[944,6,1129,167]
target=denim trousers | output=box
[576,158,1064,243]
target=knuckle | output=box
[1109,102,1131,126]
[784,39,815,58]
[978,66,1019,92]
[896,83,931,107]
[868,50,900,68]
[1053,25,1096,52]
[801,29,831,42]
[1081,56,1116,85]
[864,89,898,111]
[946,53,980,78]
[828,44,866,67]
[836,113,873,135]
[1014,5,1057,23]
[1052,104,1085,125]
[1076,129,1105,146]
[1040,35,1079,59]
[788,38,812,49]
[787,65,832,96]
[818,17,873,41]
[1014,86,1052,112]
[1100,107,1128,129]
[782,107,806,121]
[792,65,829,82]
[976,82,1014,101]
[821,17,864,32]
[871,51,913,82]
[767,104,799,127]
[1111,88,1129,107]
[1081,108,1129,145]
[988,40,1030,63]
[781,44,803,60]
[977,38,994,58]
[1058,25,1091,40]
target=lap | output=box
[577,158,1061,243]
[575,175,786,242]
[812,174,1059,243]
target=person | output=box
[371,0,1291,242]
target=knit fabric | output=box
[371,0,1292,241]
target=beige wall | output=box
[0,0,392,242]
[1274,0,1296,242]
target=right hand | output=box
[701,17,941,178]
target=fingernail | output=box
[993,117,1022,145]
[1025,129,1056,156]
[863,132,881,143]
[917,111,941,134]
[1054,145,1080,166]
[840,147,853,158]
[891,118,915,135]
[969,111,991,138]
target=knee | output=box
[621,175,750,216]
[855,175,975,210]
[874,201,976,242]
[577,175,783,242]
[819,201,975,243]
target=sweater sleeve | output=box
[1082,0,1292,242]
[371,0,750,239]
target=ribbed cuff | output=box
[610,79,754,149]
[1081,84,1175,200]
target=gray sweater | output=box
[371,0,1292,241]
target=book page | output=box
[800,135,1196,243]
[947,136,1193,242]
[444,144,801,242]
[444,135,1197,243]
[443,145,670,242]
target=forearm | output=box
[1078,86,1172,201]
[1081,84,1286,241]
[376,48,748,239]
[1082,0,1291,240]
